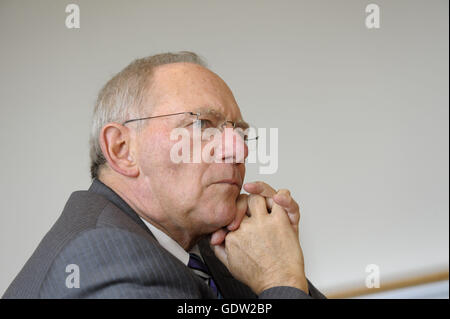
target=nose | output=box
[216,127,248,163]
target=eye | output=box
[195,118,215,129]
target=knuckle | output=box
[247,194,256,205]
[278,188,291,196]
[257,181,272,191]
[248,194,264,205]
[252,181,265,190]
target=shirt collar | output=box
[140,217,202,266]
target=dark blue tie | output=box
[188,253,222,298]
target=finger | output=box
[243,181,276,197]
[227,193,248,231]
[210,228,228,246]
[243,181,276,208]
[247,194,268,219]
[239,213,251,226]
[273,190,300,228]
[270,202,292,225]
[211,243,228,268]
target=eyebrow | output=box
[191,106,250,129]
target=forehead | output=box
[146,63,243,121]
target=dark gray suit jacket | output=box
[3,179,326,299]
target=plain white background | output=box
[0,0,448,296]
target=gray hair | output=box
[89,51,208,179]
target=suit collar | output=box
[88,178,154,238]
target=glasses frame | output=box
[123,111,259,142]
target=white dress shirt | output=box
[139,217,204,265]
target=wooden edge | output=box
[325,270,449,299]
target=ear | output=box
[99,122,139,178]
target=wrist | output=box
[257,274,309,295]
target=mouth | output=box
[212,179,242,189]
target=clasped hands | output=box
[209,181,309,295]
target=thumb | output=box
[211,243,228,268]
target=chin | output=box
[210,199,237,228]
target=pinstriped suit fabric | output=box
[3,179,325,299]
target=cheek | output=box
[200,186,239,221]
[138,130,191,174]
[140,138,208,197]
[137,130,167,165]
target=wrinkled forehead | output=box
[145,63,245,122]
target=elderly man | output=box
[3,52,325,299]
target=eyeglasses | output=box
[123,111,259,143]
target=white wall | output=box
[0,0,448,296]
